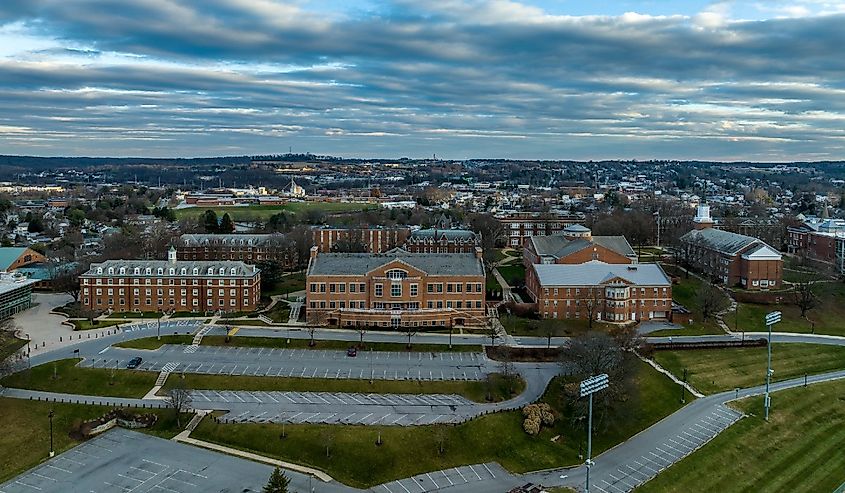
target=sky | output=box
[1,1,845,160]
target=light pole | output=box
[764,310,781,421]
[157,312,161,341]
[580,373,609,493]
[680,368,688,404]
[48,409,55,458]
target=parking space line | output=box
[482,463,495,478]
[467,464,482,481]
[44,464,72,474]
[394,480,411,493]
[454,467,467,483]
[426,473,438,488]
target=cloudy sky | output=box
[1,1,844,160]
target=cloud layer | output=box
[0,0,844,160]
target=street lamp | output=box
[764,310,781,421]
[580,373,609,493]
[48,409,55,458]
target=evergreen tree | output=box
[219,213,235,233]
[262,467,290,493]
[202,210,219,233]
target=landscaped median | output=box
[0,358,158,398]
[189,359,689,488]
[115,335,484,352]
[0,398,188,484]
[650,343,845,394]
[637,378,845,493]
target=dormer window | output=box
[134,267,140,275]
[169,268,175,275]
[145,268,152,275]
[230,267,236,275]
[157,268,163,275]
[108,267,114,275]
[207,268,214,275]
[97,267,103,274]
[119,267,125,275]
[180,268,187,275]
[193,267,199,275]
[218,267,225,275]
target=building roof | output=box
[741,243,783,261]
[409,229,478,241]
[533,261,671,287]
[308,250,484,277]
[563,224,591,232]
[680,228,763,256]
[80,259,259,277]
[0,272,38,295]
[528,235,636,260]
[179,233,284,247]
[0,247,30,271]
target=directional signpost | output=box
[580,373,609,493]
[764,310,781,421]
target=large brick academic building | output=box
[305,247,486,329]
[176,233,295,268]
[79,248,261,313]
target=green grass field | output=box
[192,359,688,488]
[727,282,845,336]
[162,373,524,403]
[0,333,27,361]
[658,264,727,336]
[116,335,483,352]
[637,378,845,493]
[497,264,526,287]
[263,272,306,298]
[71,319,123,331]
[0,359,157,398]
[108,312,165,319]
[174,202,371,221]
[0,398,188,483]
[500,314,609,338]
[651,343,845,394]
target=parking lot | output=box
[589,404,742,493]
[193,390,476,425]
[0,429,275,493]
[120,345,492,381]
[372,462,517,493]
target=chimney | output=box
[475,246,483,259]
[310,245,319,260]
[693,204,714,230]
[168,246,177,263]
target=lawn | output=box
[500,314,607,338]
[660,264,727,336]
[192,359,688,488]
[651,343,845,394]
[71,319,123,331]
[115,334,483,352]
[0,358,157,398]
[727,282,845,337]
[162,373,524,403]
[109,311,165,319]
[637,378,845,493]
[263,272,306,298]
[174,202,371,222]
[0,333,27,361]
[0,398,188,483]
[498,264,526,287]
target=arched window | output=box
[386,269,407,280]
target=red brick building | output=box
[523,225,637,268]
[305,247,486,329]
[79,248,261,313]
[526,262,672,323]
[404,229,481,253]
[497,211,586,247]
[680,205,782,289]
[176,233,295,268]
[311,227,410,253]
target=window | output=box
[310,283,318,293]
[386,269,407,280]
[410,283,418,296]
[391,283,401,297]
[350,283,357,293]
[375,284,383,297]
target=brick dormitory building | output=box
[679,204,783,290]
[305,246,486,329]
[80,247,261,313]
[176,233,296,268]
[526,261,673,323]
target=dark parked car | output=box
[346,347,357,357]
[126,357,143,369]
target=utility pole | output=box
[680,368,687,403]
[48,409,55,458]
[580,373,609,493]
[764,311,781,421]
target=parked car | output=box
[346,347,357,357]
[126,357,143,369]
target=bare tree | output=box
[403,324,417,350]
[485,323,499,347]
[793,274,819,318]
[697,281,730,321]
[498,359,518,395]
[583,288,602,329]
[356,325,367,348]
[305,310,328,346]
[49,262,85,302]
[320,429,335,458]
[166,378,192,428]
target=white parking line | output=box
[454,467,467,483]
[467,464,482,481]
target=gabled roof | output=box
[308,251,484,277]
[528,235,635,260]
[741,243,782,261]
[0,247,31,271]
[533,261,671,287]
[409,229,478,241]
[680,228,764,256]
